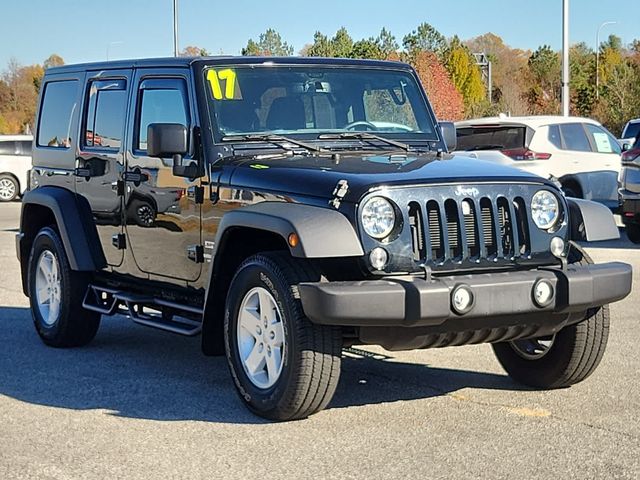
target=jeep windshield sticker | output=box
[206,69,242,100]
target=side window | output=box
[584,123,621,154]
[548,124,562,149]
[0,141,18,155]
[19,141,32,156]
[37,80,78,148]
[84,79,127,149]
[559,123,591,152]
[136,79,189,151]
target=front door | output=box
[75,69,132,267]
[124,69,202,284]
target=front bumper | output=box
[299,262,632,328]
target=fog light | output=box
[533,279,554,307]
[550,236,565,257]
[369,247,388,270]
[451,285,474,314]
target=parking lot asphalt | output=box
[0,201,638,479]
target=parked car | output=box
[454,116,622,210]
[0,135,32,201]
[16,57,631,421]
[619,132,640,243]
[619,118,640,149]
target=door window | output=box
[83,79,127,149]
[558,123,591,152]
[584,124,621,154]
[136,80,189,151]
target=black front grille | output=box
[408,194,531,264]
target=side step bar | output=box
[82,285,203,336]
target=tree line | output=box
[2,23,639,136]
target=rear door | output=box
[123,68,202,284]
[75,69,132,267]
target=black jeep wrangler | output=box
[17,57,632,420]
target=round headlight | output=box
[531,190,560,230]
[361,196,396,239]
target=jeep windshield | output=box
[203,65,439,148]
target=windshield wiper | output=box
[317,132,417,152]
[221,134,328,154]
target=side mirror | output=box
[622,142,631,152]
[147,123,201,178]
[439,121,457,151]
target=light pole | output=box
[106,41,124,61]
[561,0,570,116]
[173,0,179,57]
[595,21,617,100]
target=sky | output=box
[0,0,635,67]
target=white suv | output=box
[454,116,621,209]
[0,135,32,202]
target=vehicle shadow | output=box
[0,306,525,423]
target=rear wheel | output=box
[492,242,609,388]
[626,224,640,244]
[28,227,101,347]
[0,174,18,202]
[224,252,342,421]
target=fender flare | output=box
[566,197,620,242]
[20,186,107,271]
[200,201,363,356]
[211,201,364,259]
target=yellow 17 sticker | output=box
[207,69,240,100]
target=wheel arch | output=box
[200,202,363,356]
[566,197,620,242]
[559,174,584,198]
[18,187,106,295]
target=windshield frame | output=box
[198,61,443,148]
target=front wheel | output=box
[492,242,609,388]
[224,252,342,421]
[28,227,101,347]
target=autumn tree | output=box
[411,51,464,120]
[242,29,293,56]
[444,36,485,111]
[179,46,209,57]
[525,45,561,114]
[43,54,64,69]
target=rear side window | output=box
[548,124,562,148]
[558,123,590,152]
[136,80,189,151]
[584,124,621,154]
[622,122,640,139]
[84,79,127,149]
[456,126,526,151]
[0,141,18,155]
[19,141,32,156]
[37,80,79,148]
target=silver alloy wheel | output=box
[0,178,16,201]
[237,286,285,389]
[510,334,556,360]
[34,250,62,326]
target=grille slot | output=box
[409,194,531,265]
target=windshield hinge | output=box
[194,185,204,204]
[330,180,349,209]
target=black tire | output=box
[224,252,342,421]
[129,198,156,227]
[0,174,19,202]
[492,242,609,388]
[28,227,101,347]
[626,224,640,244]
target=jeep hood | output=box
[226,152,552,202]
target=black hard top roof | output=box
[47,56,410,74]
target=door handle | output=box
[123,169,149,185]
